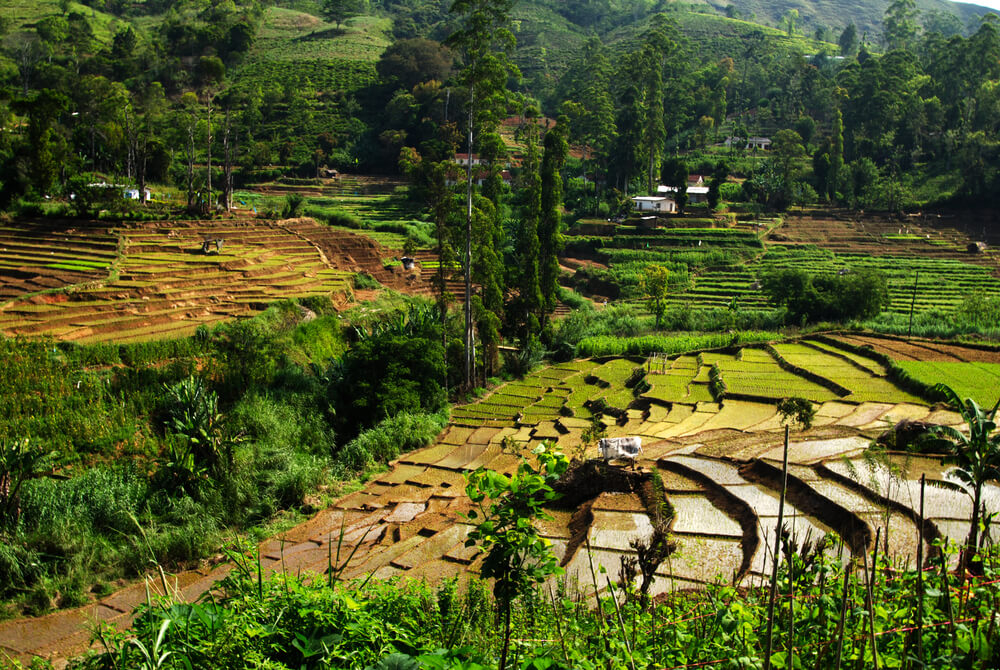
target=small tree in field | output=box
[641,263,670,329]
[777,397,816,430]
[463,443,569,670]
[321,0,364,29]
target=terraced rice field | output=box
[0,219,410,343]
[565,211,1000,316]
[253,334,987,595]
[0,221,117,298]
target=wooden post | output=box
[763,425,790,670]
[833,556,851,670]
[916,474,925,665]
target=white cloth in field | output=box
[598,437,643,464]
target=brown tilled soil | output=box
[834,334,1000,363]
[772,211,1000,272]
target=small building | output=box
[445,167,514,188]
[123,188,152,201]
[656,185,710,204]
[687,175,706,187]
[454,153,484,167]
[724,136,772,151]
[631,195,677,213]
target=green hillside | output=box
[0,0,121,41]
[717,0,989,39]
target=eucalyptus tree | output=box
[446,0,519,389]
[884,0,920,51]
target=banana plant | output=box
[0,438,55,533]
[922,383,1000,571]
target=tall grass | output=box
[78,540,1000,670]
[576,330,780,357]
[337,410,449,472]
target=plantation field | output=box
[894,361,1000,408]
[566,211,1000,317]
[307,334,974,590]
[0,0,120,41]
[250,9,392,63]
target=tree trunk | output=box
[464,86,475,390]
[966,482,983,573]
[206,97,213,213]
[187,122,195,209]
[222,108,233,211]
[499,597,512,670]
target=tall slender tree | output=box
[829,109,844,201]
[447,0,518,389]
[539,117,568,322]
[884,0,920,51]
[517,122,543,340]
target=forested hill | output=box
[2,0,1000,209]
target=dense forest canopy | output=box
[0,0,998,206]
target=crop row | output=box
[894,361,1000,408]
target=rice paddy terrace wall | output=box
[261,335,989,597]
[0,221,117,299]
[0,218,439,344]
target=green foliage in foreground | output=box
[0,298,454,616]
[70,538,1000,669]
[576,330,780,357]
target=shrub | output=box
[281,193,305,218]
[328,308,447,436]
[337,411,448,471]
[761,268,889,324]
[576,331,778,357]
[354,272,382,290]
[502,338,546,378]
[213,319,282,395]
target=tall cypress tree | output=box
[517,120,543,340]
[829,109,844,201]
[475,131,507,381]
[539,117,568,322]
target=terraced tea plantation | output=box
[0,219,408,344]
[278,335,990,594]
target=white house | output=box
[123,188,152,201]
[656,185,710,204]
[725,136,771,150]
[632,195,677,213]
[453,153,484,167]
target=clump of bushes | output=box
[337,410,448,472]
[761,267,889,324]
